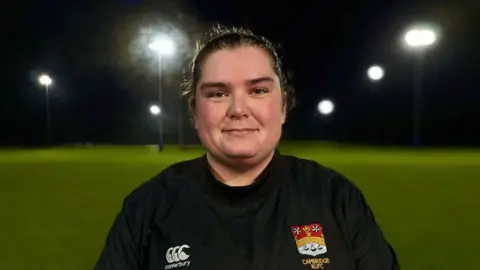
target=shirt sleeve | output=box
[337,174,400,270]
[94,195,150,270]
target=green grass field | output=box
[1,144,478,270]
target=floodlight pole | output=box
[45,84,52,147]
[413,52,425,147]
[158,56,164,152]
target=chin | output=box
[223,146,259,159]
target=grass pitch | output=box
[0,144,478,270]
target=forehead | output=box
[199,46,278,84]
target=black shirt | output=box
[95,150,400,270]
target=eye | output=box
[252,87,269,95]
[207,91,228,98]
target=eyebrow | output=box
[246,76,275,86]
[199,76,276,91]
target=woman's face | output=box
[193,46,286,164]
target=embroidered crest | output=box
[290,223,328,256]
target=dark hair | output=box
[181,24,296,117]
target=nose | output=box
[227,91,249,119]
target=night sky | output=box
[2,0,479,147]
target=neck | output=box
[206,151,275,187]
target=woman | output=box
[95,24,400,270]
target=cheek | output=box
[256,99,285,124]
[195,102,225,131]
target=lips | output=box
[223,128,257,132]
[222,128,258,135]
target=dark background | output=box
[2,0,479,147]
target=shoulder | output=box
[121,156,204,215]
[280,154,361,198]
[280,154,350,184]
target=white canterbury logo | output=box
[165,245,191,269]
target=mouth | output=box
[222,128,258,135]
